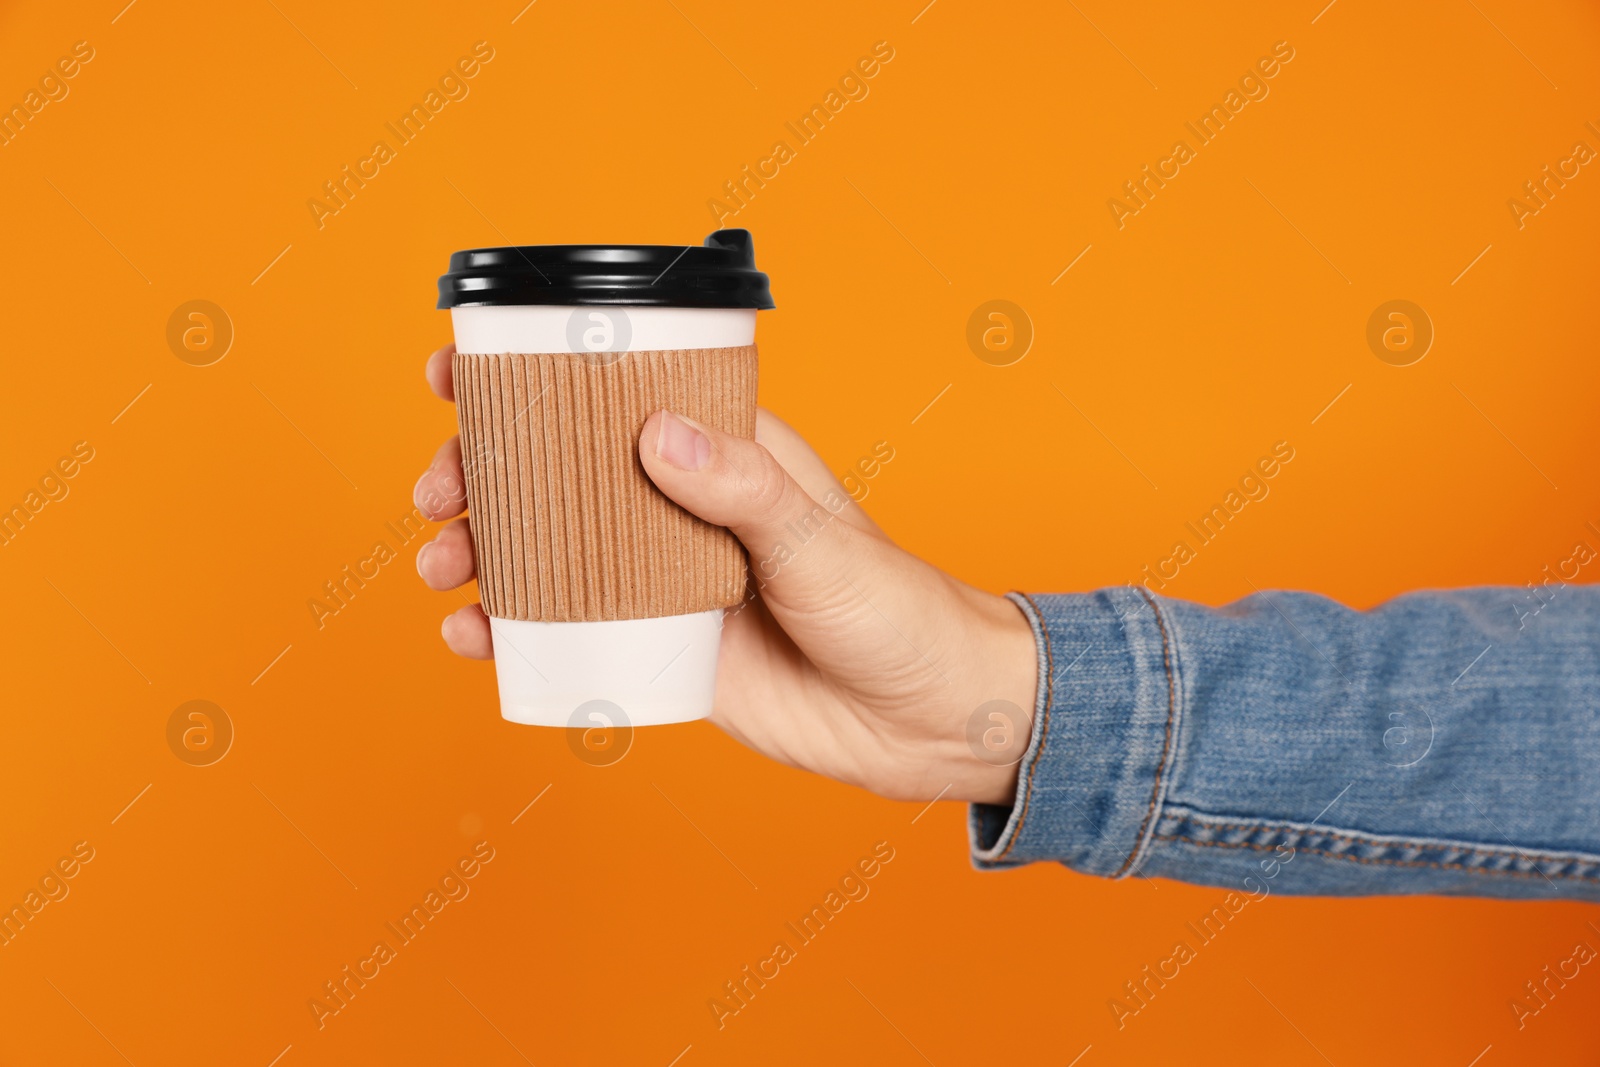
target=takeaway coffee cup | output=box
[436,229,774,727]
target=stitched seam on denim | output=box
[1161,814,1600,869]
[1154,834,1600,884]
[1113,588,1177,879]
[995,592,1055,862]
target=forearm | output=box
[972,584,1600,900]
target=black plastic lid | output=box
[437,228,775,309]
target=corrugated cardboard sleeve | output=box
[452,345,757,623]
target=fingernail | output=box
[415,540,435,579]
[655,411,711,471]
[413,467,434,511]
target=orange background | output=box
[2,0,1598,1063]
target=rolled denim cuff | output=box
[970,589,1180,876]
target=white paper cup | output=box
[450,305,756,727]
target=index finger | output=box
[425,344,456,402]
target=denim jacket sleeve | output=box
[970,585,1600,900]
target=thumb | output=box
[639,409,865,600]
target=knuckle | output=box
[743,453,793,518]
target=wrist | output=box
[934,589,1040,806]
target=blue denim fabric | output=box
[970,586,1600,900]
